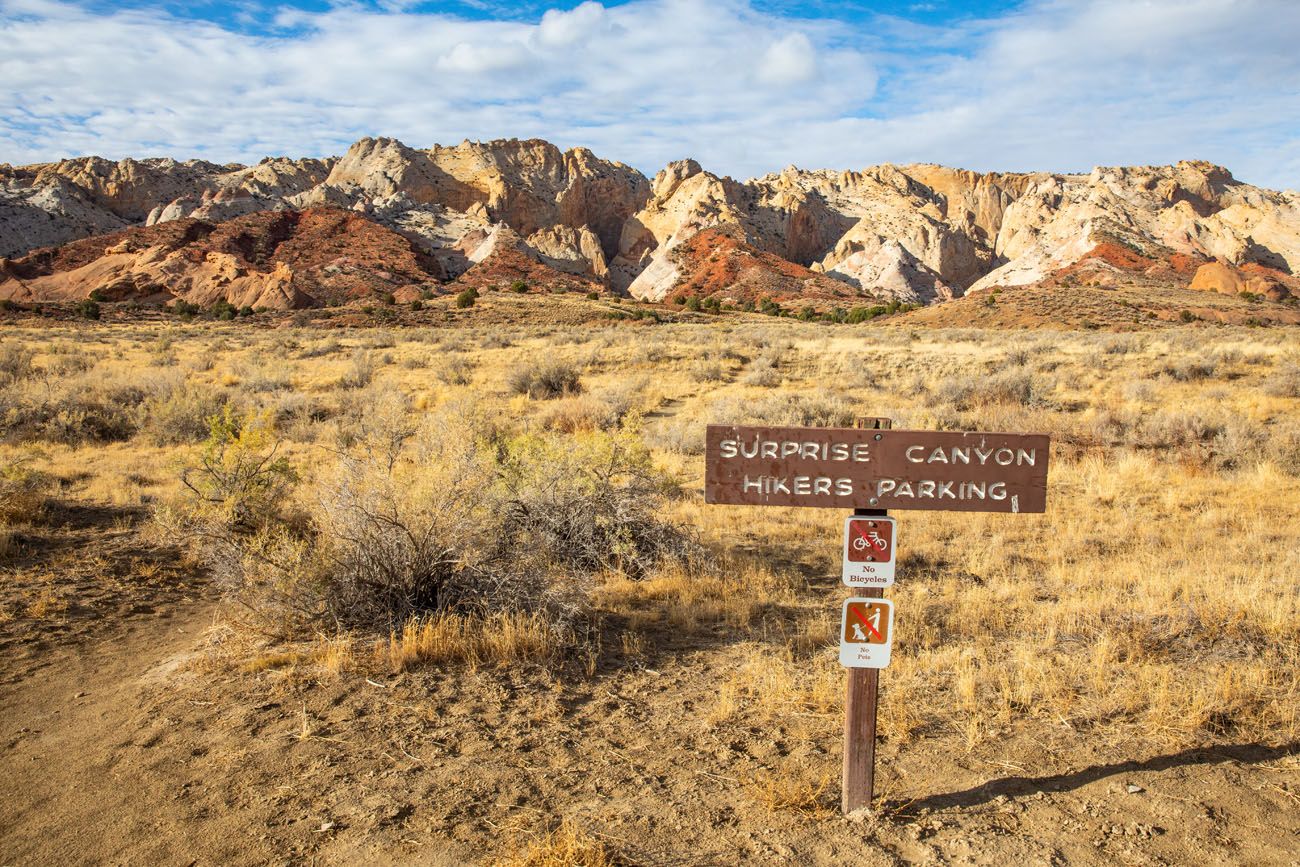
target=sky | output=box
[2,0,1299,190]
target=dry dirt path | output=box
[0,599,225,866]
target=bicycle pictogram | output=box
[850,530,889,553]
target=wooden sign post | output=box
[704,417,1049,815]
[844,416,888,814]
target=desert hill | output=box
[2,138,1298,316]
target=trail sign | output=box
[703,416,1050,816]
[705,425,1049,513]
[843,516,896,587]
[840,598,894,669]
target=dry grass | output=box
[500,819,629,867]
[2,319,1298,756]
[745,769,835,817]
[381,611,569,671]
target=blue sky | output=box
[3,0,1298,190]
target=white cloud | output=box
[757,33,817,86]
[0,0,1297,190]
[536,1,607,47]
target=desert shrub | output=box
[0,344,35,385]
[537,395,619,433]
[1264,363,1300,398]
[0,458,59,562]
[299,337,343,359]
[165,404,696,638]
[0,373,141,445]
[340,349,376,389]
[1141,410,1223,448]
[1101,334,1144,355]
[456,287,479,308]
[1122,380,1157,403]
[508,360,583,399]
[176,407,299,532]
[929,370,1052,410]
[135,379,228,446]
[0,459,58,527]
[436,356,475,386]
[1160,360,1216,382]
[76,299,101,320]
[741,356,781,387]
[236,362,291,393]
[689,359,725,382]
[510,280,528,293]
[497,429,695,579]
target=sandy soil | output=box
[2,542,1298,866]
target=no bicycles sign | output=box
[843,516,896,587]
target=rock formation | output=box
[2,138,1298,312]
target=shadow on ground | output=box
[888,741,1300,815]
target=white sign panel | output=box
[839,597,895,669]
[842,516,896,588]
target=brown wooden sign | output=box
[705,424,1049,513]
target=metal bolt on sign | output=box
[703,414,1050,815]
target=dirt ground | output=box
[2,512,1298,866]
[3,320,1300,865]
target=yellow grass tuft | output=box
[745,769,834,817]
[499,819,628,867]
[382,611,567,672]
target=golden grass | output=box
[382,611,568,672]
[2,319,1298,754]
[745,769,835,817]
[24,587,68,620]
[498,819,628,867]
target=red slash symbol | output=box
[849,604,884,641]
[849,521,889,558]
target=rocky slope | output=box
[2,139,1297,311]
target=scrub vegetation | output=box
[2,319,1298,864]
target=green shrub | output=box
[685,296,701,312]
[586,291,599,300]
[456,287,479,308]
[510,280,529,294]
[173,300,201,318]
[76,299,101,320]
[210,299,238,321]
[238,305,255,318]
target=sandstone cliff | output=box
[3,138,1298,313]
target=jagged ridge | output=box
[2,139,1298,310]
